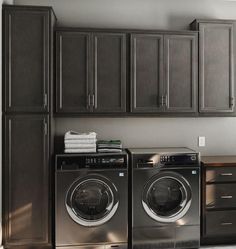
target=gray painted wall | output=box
[13,0,236,156]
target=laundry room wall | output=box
[11,0,236,156]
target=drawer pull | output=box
[221,195,233,199]
[220,173,233,176]
[221,222,233,226]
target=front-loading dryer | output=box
[55,152,128,249]
[128,147,200,249]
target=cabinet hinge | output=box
[230,97,235,108]
[160,95,167,107]
[44,93,48,108]
[160,95,164,106]
[163,95,167,107]
[44,121,48,136]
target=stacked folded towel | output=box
[97,140,122,153]
[64,131,97,153]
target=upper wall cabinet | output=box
[164,34,197,113]
[191,20,235,113]
[131,32,198,113]
[131,34,164,113]
[56,32,91,113]
[56,30,126,114]
[3,5,56,113]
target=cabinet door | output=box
[56,32,91,113]
[131,34,164,113]
[3,7,50,113]
[3,115,50,246]
[92,33,126,113]
[198,22,234,113]
[164,34,197,112]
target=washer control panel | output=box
[56,153,128,170]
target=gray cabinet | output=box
[131,34,164,112]
[164,34,197,112]
[2,5,55,249]
[131,32,198,113]
[92,33,126,113]
[3,115,50,247]
[56,32,91,113]
[192,20,235,113]
[3,6,54,113]
[56,31,127,113]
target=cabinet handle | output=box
[220,173,233,176]
[44,121,48,136]
[221,222,233,226]
[230,97,235,108]
[44,93,47,108]
[87,94,91,108]
[221,195,233,199]
[92,94,95,108]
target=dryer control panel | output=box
[130,149,200,169]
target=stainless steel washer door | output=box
[66,174,119,227]
[142,171,192,223]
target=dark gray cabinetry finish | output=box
[131,34,164,112]
[131,32,198,113]
[3,5,55,249]
[56,32,91,113]
[191,20,235,113]
[3,115,50,247]
[164,34,197,112]
[92,33,126,113]
[56,30,126,113]
[201,157,236,245]
[3,6,54,113]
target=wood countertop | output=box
[201,156,236,167]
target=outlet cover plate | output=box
[198,136,206,147]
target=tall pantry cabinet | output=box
[2,5,56,249]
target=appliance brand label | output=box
[192,170,197,175]
[119,172,124,177]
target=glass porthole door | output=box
[66,175,119,227]
[142,172,192,223]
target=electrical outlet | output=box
[198,136,205,147]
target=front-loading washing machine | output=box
[55,152,128,249]
[128,147,200,249]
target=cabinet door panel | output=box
[199,22,234,112]
[164,34,197,112]
[93,33,126,113]
[3,115,49,246]
[56,32,90,113]
[4,8,50,113]
[131,34,164,112]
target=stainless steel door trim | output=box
[65,175,119,227]
[142,173,192,223]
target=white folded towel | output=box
[65,143,96,149]
[64,138,97,144]
[64,148,96,153]
[64,131,97,140]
